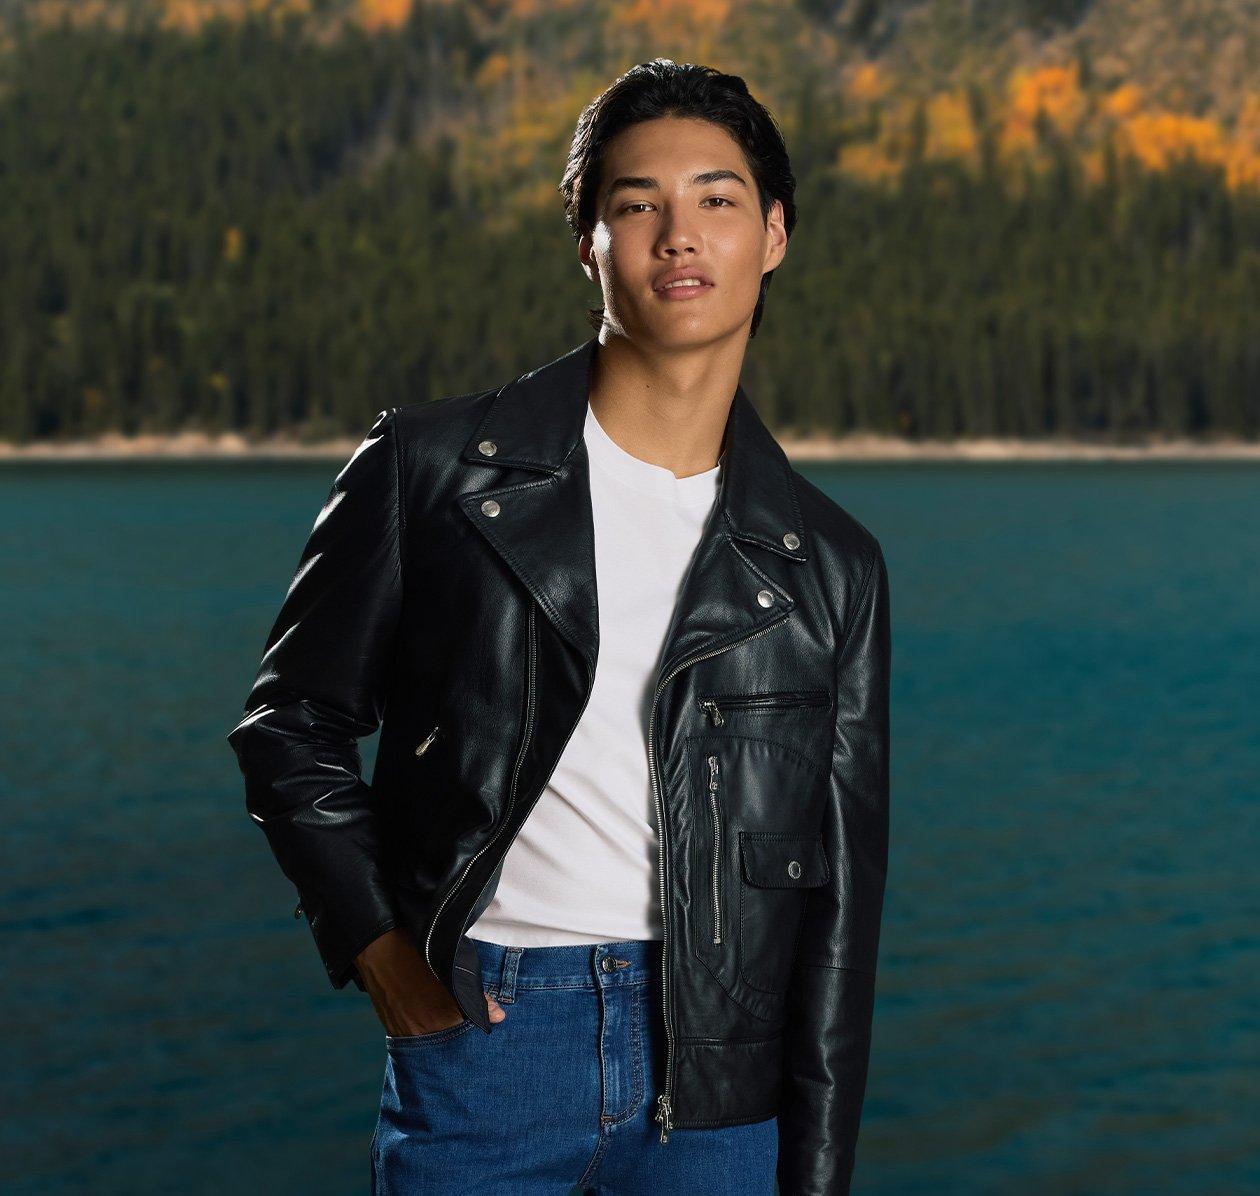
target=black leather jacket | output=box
[227,335,891,1195]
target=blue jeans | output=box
[371,936,779,1193]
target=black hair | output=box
[559,59,797,339]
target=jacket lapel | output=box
[456,334,809,684]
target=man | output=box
[229,60,890,1195]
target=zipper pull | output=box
[293,901,303,920]
[699,699,725,726]
[414,724,441,757]
[709,755,719,788]
[654,1092,673,1143]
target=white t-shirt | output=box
[467,399,725,946]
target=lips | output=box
[652,266,714,291]
[652,268,715,301]
[654,280,715,301]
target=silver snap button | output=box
[756,588,774,608]
[787,860,802,879]
[481,499,500,517]
[783,532,800,550]
[478,439,498,456]
[601,956,615,972]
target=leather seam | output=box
[685,731,823,777]
[794,959,876,976]
[692,944,781,1022]
[834,544,880,665]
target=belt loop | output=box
[497,945,524,1004]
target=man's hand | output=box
[356,927,505,1034]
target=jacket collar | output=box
[456,335,807,681]
[460,335,807,563]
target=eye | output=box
[704,196,734,207]
[621,202,652,214]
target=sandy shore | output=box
[1,429,1258,461]
[777,433,1260,461]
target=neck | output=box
[585,333,744,479]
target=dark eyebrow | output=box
[603,169,749,204]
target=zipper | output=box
[414,724,441,757]
[650,610,791,1145]
[424,603,538,993]
[708,755,722,945]
[697,688,829,727]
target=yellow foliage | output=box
[845,62,885,104]
[154,0,310,32]
[1227,92,1260,189]
[223,226,243,263]
[613,0,731,32]
[1103,83,1143,120]
[837,142,901,185]
[476,52,511,89]
[1012,63,1084,127]
[358,0,411,32]
[925,90,976,162]
[1118,110,1224,171]
[1001,61,1086,154]
[26,0,1260,200]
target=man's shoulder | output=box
[392,383,502,448]
[789,466,884,574]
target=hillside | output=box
[1,0,1258,444]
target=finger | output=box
[485,992,506,1021]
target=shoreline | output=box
[1,430,1259,462]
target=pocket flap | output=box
[738,831,830,888]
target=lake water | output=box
[2,460,1257,1193]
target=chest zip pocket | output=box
[698,689,830,726]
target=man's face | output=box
[580,115,787,347]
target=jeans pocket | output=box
[385,1017,475,1048]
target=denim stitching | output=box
[497,945,523,1004]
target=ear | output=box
[578,232,600,284]
[762,199,788,273]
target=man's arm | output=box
[227,408,404,991]
[777,540,891,1195]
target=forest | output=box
[2,0,1258,443]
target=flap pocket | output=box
[738,831,830,888]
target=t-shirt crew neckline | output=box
[583,401,724,508]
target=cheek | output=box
[718,233,768,288]
[600,240,644,293]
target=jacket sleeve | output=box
[226,408,404,992]
[777,540,891,1195]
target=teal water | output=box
[2,461,1258,1193]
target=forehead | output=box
[598,117,747,186]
